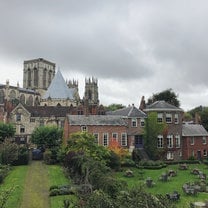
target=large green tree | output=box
[147,88,180,107]
[143,112,167,160]
[105,103,126,112]
[31,126,63,149]
[0,123,15,143]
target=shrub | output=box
[12,146,29,166]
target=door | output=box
[135,135,143,148]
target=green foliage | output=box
[67,132,110,161]
[143,112,167,160]
[147,88,180,107]
[12,146,29,166]
[0,140,19,165]
[31,126,63,149]
[106,151,121,171]
[0,186,16,208]
[105,103,126,111]
[0,123,15,143]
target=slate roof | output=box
[106,105,146,118]
[24,105,72,117]
[182,124,208,137]
[42,70,75,100]
[67,115,127,126]
[144,100,183,112]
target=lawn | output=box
[0,165,28,208]
[115,163,208,207]
[47,165,77,208]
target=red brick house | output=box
[143,100,184,161]
[182,124,208,160]
[64,115,128,147]
[106,104,147,151]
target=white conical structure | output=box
[43,69,75,99]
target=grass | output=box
[0,165,28,208]
[47,165,77,208]
[116,163,208,207]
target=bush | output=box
[13,146,29,166]
[121,158,135,167]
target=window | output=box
[20,126,25,133]
[103,133,109,146]
[167,152,174,160]
[16,113,21,122]
[131,118,137,127]
[167,135,173,148]
[157,135,163,148]
[166,113,172,123]
[40,120,44,126]
[157,113,163,123]
[175,135,181,148]
[202,136,207,144]
[203,149,207,157]
[112,133,118,140]
[121,133,127,146]
[190,137,194,145]
[93,133,99,144]
[174,114,179,124]
[30,118,35,122]
[140,119,145,127]
[81,126,87,132]
[192,150,195,157]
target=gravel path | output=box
[20,161,50,208]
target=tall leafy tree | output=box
[105,103,126,111]
[147,88,180,107]
[143,112,167,160]
[0,123,15,143]
[31,126,63,149]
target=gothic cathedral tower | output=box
[84,77,99,105]
[23,58,56,96]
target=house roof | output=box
[144,100,183,112]
[42,70,76,100]
[106,105,146,118]
[24,105,72,117]
[67,115,127,126]
[182,124,208,137]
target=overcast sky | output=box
[1,0,208,111]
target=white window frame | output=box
[202,136,207,144]
[81,125,87,132]
[175,135,181,148]
[121,133,127,146]
[157,135,163,148]
[167,152,174,160]
[140,118,145,127]
[167,135,173,148]
[166,113,172,123]
[203,149,207,157]
[131,118,137,127]
[190,137,194,145]
[112,133,118,140]
[103,133,109,146]
[93,133,99,145]
[157,113,163,123]
[174,114,179,124]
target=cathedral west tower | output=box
[23,58,56,96]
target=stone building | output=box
[23,58,56,96]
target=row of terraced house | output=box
[0,58,208,161]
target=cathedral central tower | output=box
[23,58,55,96]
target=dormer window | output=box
[16,113,21,122]
[131,118,137,127]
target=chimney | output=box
[139,96,145,110]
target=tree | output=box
[147,88,180,107]
[31,126,63,149]
[105,103,126,112]
[143,112,167,160]
[0,140,18,165]
[67,132,109,161]
[0,123,15,143]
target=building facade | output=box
[23,58,56,96]
[144,101,184,160]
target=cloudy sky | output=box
[1,0,208,111]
